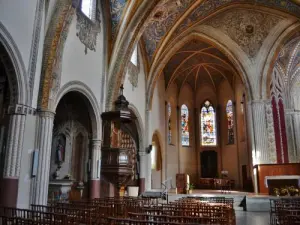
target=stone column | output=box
[292,112,300,162]
[1,113,26,207]
[250,100,269,164]
[90,139,101,199]
[31,110,55,205]
[139,151,147,193]
[285,110,297,163]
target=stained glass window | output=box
[201,101,217,146]
[167,102,172,144]
[226,100,234,144]
[131,46,138,66]
[181,105,189,146]
[81,0,95,20]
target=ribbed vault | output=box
[164,39,237,92]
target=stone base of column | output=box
[0,177,18,207]
[89,179,100,199]
[139,178,145,194]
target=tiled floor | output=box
[236,211,269,225]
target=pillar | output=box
[250,100,269,164]
[31,110,55,205]
[0,113,26,207]
[139,151,146,193]
[292,112,300,162]
[90,139,101,199]
[285,110,297,163]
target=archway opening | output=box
[0,46,12,181]
[48,91,94,201]
[150,38,252,192]
[151,132,162,189]
[0,41,23,207]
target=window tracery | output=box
[181,104,189,146]
[201,101,216,146]
[226,100,234,144]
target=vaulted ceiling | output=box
[108,0,300,63]
[163,40,236,92]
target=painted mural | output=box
[110,0,128,40]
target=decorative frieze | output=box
[265,101,277,163]
[75,1,101,54]
[7,104,36,116]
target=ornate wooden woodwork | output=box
[101,86,137,192]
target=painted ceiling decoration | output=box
[142,0,197,60]
[276,35,300,86]
[163,40,236,92]
[142,0,300,62]
[204,9,283,59]
[110,0,128,40]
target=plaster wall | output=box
[123,48,146,131]
[148,75,166,189]
[217,80,240,187]
[17,115,37,209]
[60,14,104,105]
[0,0,37,73]
[165,82,178,188]
[178,84,197,185]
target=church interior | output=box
[0,0,300,224]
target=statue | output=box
[56,137,65,164]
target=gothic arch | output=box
[38,0,75,110]
[54,81,101,139]
[261,22,300,99]
[146,31,252,110]
[0,21,28,105]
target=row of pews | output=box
[270,198,300,225]
[0,196,235,224]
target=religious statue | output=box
[56,137,65,164]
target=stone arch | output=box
[38,0,75,110]
[261,22,300,99]
[0,21,28,105]
[128,103,145,153]
[54,81,101,139]
[146,30,252,110]
[105,1,160,111]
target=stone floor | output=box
[236,211,269,225]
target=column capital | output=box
[248,99,269,105]
[8,104,36,115]
[37,110,55,118]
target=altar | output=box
[48,179,74,201]
[265,175,300,195]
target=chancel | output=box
[0,1,300,225]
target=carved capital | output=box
[38,110,55,119]
[8,104,36,115]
